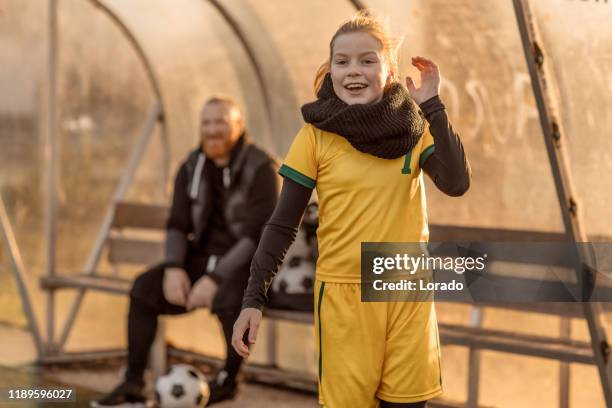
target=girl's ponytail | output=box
[314,61,331,94]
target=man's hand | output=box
[186,275,218,311]
[232,308,262,358]
[406,56,441,105]
[163,267,191,306]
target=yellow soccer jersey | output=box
[279,123,435,283]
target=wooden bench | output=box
[39,200,320,383]
[40,199,602,349]
[41,201,167,291]
[40,200,607,406]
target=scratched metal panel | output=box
[1,3,611,389]
[530,0,612,237]
[226,0,358,155]
[100,0,271,158]
[365,0,612,236]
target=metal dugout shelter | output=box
[1,0,612,406]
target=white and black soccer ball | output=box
[272,256,315,295]
[155,364,209,408]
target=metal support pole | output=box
[266,320,278,368]
[512,1,612,406]
[467,307,484,408]
[154,114,169,382]
[55,102,161,351]
[45,0,58,355]
[160,115,170,199]
[0,197,45,358]
[559,318,571,408]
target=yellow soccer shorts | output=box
[314,280,443,407]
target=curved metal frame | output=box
[49,0,367,355]
[349,0,366,10]
[51,0,171,352]
[205,0,362,152]
[48,0,401,363]
[206,0,300,150]
[208,0,274,128]
[88,0,169,181]
[209,0,363,121]
[37,2,609,407]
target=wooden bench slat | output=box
[263,302,588,322]
[41,275,131,294]
[429,224,567,242]
[266,302,587,320]
[440,300,585,317]
[112,201,169,230]
[264,309,314,324]
[429,224,611,242]
[108,236,164,265]
[438,322,594,364]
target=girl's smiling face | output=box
[330,31,390,105]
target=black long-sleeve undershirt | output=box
[241,179,312,309]
[241,95,471,310]
[420,95,471,196]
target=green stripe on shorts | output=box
[317,282,326,384]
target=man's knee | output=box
[130,264,166,305]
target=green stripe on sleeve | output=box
[279,164,316,189]
[419,145,436,168]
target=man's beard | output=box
[203,135,231,157]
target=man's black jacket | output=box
[164,135,279,311]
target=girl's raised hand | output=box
[405,56,440,105]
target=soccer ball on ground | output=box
[154,364,209,408]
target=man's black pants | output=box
[126,255,245,386]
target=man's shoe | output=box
[90,380,153,408]
[206,370,238,406]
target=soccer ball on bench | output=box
[269,256,316,311]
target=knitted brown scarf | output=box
[301,73,425,159]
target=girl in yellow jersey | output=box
[232,10,471,408]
